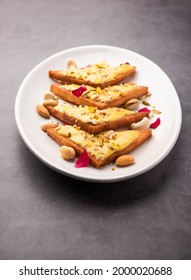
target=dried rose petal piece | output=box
[75,150,89,168]
[138,107,150,113]
[125,62,130,65]
[150,117,161,129]
[80,64,90,69]
[72,85,87,97]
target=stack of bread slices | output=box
[38,59,152,168]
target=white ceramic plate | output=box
[15,45,182,182]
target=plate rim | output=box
[15,44,182,182]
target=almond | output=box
[41,123,58,132]
[43,99,58,107]
[44,92,57,100]
[36,105,50,119]
[115,155,135,167]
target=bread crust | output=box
[49,66,136,88]
[47,106,149,134]
[50,84,148,109]
[45,126,152,168]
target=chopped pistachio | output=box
[151,109,161,114]
[96,87,101,93]
[88,107,96,113]
[142,100,150,106]
[93,115,99,120]
[112,134,117,140]
[111,142,120,151]
[99,138,104,147]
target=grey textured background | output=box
[0,0,191,260]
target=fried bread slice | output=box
[50,83,148,109]
[43,124,152,168]
[47,104,149,134]
[49,61,136,88]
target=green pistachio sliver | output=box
[96,87,102,94]
[111,142,120,151]
[142,100,151,106]
[99,138,104,147]
[151,109,162,114]
[112,134,117,140]
[93,114,99,120]
[82,89,90,96]
[88,107,96,113]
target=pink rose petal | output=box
[72,85,87,97]
[150,117,161,129]
[138,107,150,113]
[75,150,90,168]
[80,64,90,69]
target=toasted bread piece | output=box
[43,124,152,168]
[49,61,136,88]
[50,83,148,109]
[47,104,149,134]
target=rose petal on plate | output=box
[150,117,161,129]
[80,64,90,69]
[138,107,151,113]
[74,150,90,168]
[72,85,87,97]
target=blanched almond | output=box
[115,155,135,166]
[36,105,50,119]
[43,99,58,107]
[60,146,75,160]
